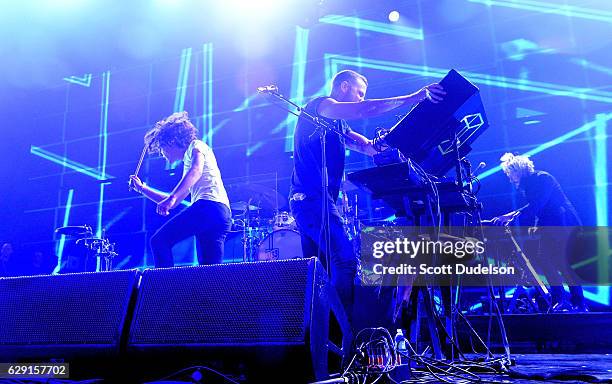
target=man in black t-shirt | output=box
[290,70,445,319]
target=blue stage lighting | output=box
[320,15,423,40]
[174,47,192,113]
[468,0,612,24]
[325,54,612,104]
[202,43,214,147]
[53,189,74,275]
[283,27,310,152]
[30,146,111,180]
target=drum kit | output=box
[53,183,361,269]
[224,182,362,263]
[225,183,302,263]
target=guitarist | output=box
[129,111,231,267]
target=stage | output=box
[1,0,611,383]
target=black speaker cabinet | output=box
[128,257,351,382]
[0,270,139,361]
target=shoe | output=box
[551,301,572,312]
[571,303,589,312]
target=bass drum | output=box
[256,229,303,261]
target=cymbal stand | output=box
[243,198,253,262]
[77,230,118,272]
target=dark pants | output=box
[535,227,585,308]
[150,199,231,267]
[290,198,358,320]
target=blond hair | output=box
[500,153,535,178]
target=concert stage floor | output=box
[486,354,612,383]
[3,354,611,383]
[463,312,612,354]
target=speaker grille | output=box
[0,270,138,346]
[129,259,314,346]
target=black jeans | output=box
[290,198,358,320]
[150,200,231,267]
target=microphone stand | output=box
[258,87,356,143]
[257,87,358,268]
[456,148,512,367]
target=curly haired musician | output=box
[492,153,586,311]
[290,69,445,318]
[129,112,231,267]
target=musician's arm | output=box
[130,175,168,203]
[345,131,381,156]
[515,204,529,213]
[491,209,521,225]
[139,186,169,203]
[317,83,444,120]
[169,147,205,203]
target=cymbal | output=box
[55,225,93,236]
[230,201,260,212]
[227,183,287,211]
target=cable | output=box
[346,327,507,384]
[350,327,398,376]
[155,365,240,384]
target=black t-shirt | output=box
[290,97,352,202]
[520,170,581,226]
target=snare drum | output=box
[256,229,303,261]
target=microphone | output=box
[474,161,486,174]
[257,84,279,94]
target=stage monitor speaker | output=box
[127,257,351,383]
[0,270,139,361]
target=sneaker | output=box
[551,301,572,312]
[571,303,589,312]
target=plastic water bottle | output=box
[391,329,411,380]
[395,329,407,365]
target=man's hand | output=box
[414,83,445,103]
[129,175,145,193]
[157,195,178,216]
[491,211,520,226]
[528,226,539,236]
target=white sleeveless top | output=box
[183,140,230,208]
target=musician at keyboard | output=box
[491,153,586,311]
[289,69,445,321]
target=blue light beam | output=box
[53,188,74,274]
[468,0,612,24]
[478,113,612,180]
[202,43,213,146]
[174,47,192,113]
[284,26,309,152]
[592,113,609,227]
[325,54,612,104]
[320,15,424,39]
[30,146,111,180]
